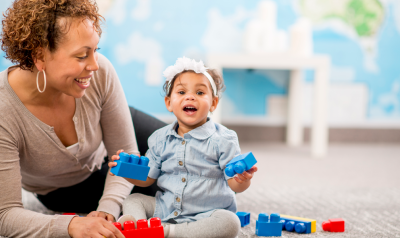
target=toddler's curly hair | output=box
[163,69,226,98]
[1,0,104,71]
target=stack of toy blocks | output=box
[110,152,150,181]
[113,217,164,238]
[256,213,282,237]
[280,215,316,234]
[322,218,345,232]
[225,152,257,177]
[236,212,250,227]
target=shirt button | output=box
[181,140,186,145]
[174,211,178,216]
[182,178,186,182]
[179,161,183,166]
[176,197,180,202]
[80,138,84,143]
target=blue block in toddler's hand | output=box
[225,152,257,177]
[110,152,150,181]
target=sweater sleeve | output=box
[96,54,136,219]
[0,126,74,238]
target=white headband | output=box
[163,57,218,97]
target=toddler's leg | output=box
[122,193,156,220]
[171,209,240,238]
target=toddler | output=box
[109,57,258,238]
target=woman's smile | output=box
[74,75,92,89]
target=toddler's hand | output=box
[108,150,141,176]
[108,149,124,176]
[234,166,258,184]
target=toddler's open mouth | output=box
[183,106,197,113]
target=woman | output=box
[0,0,164,237]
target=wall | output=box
[1,0,400,128]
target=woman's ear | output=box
[165,96,173,112]
[210,96,219,112]
[32,47,46,71]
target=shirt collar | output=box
[165,117,216,140]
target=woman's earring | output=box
[36,69,47,93]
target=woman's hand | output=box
[87,211,115,223]
[68,216,124,238]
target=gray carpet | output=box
[2,143,400,237]
[236,142,400,237]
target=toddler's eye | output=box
[178,91,185,95]
[197,91,204,95]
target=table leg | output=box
[209,65,223,124]
[210,100,222,124]
[311,60,330,157]
[287,69,304,146]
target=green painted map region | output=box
[300,0,385,37]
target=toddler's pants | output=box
[123,193,240,238]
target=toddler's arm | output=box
[108,149,156,187]
[227,166,258,193]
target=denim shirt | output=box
[146,118,241,223]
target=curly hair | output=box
[163,69,226,98]
[1,0,104,71]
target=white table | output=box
[207,53,330,158]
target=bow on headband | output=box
[163,57,218,97]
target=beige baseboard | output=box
[228,125,400,143]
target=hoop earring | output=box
[36,70,47,93]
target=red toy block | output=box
[113,217,164,238]
[62,213,76,215]
[322,218,345,232]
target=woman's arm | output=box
[0,126,75,237]
[95,54,139,219]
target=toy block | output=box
[225,152,257,177]
[111,152,150,181]
[256,213,282,237]
[236,212,250,227]
[62,213,83,217]
[322,218,345,232]
[113,217,164,238]
[280,215,316,234]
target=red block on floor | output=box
[113,217,164,238]
[322,218,345,232]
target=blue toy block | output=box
[236,212,250,227]
[111,152,150,181]
[280,215,316,234]
[256,213,282,237]
[225,152,257,177]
